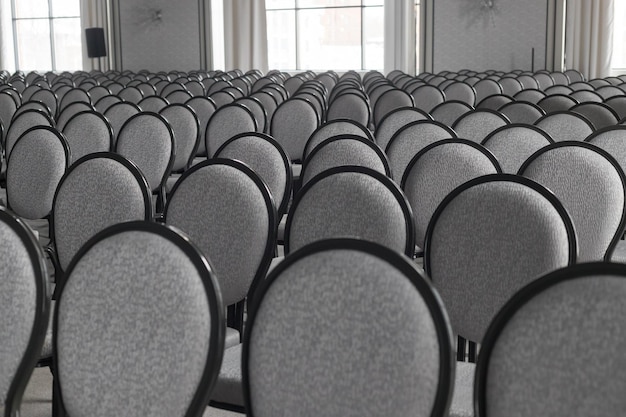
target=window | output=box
[11,0,82,71]
[611,0,626,75]
[266,0,385,72]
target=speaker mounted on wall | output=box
[85,27,107,58]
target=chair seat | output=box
[225,326,240,349]
[40,300,55,359]
[210,344,244,409]
[449,361,475,417]
[610,240,626,263]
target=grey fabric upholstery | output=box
[7,126,68,220]
[449,362,475,417]
[497,101,545,124]
[477,263,626,417]
[211,344,244,407]
[58,88,91,113]
[52,153,151,272]
[103,101,141,145]
[286,167,413,256]
[430,101,473,128]
[93,95,122,114]
[513,88,546,104]
[595,85,624,100]
[118,86,143,104]
[386,120,456,181]
[245,240,454,417]
[115,112,174,194]
[0,92,18,139]
[571,89,603,103]
[410,84,445,113]
[475,94,512,111]
[534,111,594,142]
[570,102,620,130]
[473,79,503,104]
[55,224,224,417]
[165,160,275,308]
[519,142,626,262]
[424,175,575,343]
[159,104,199,172]
[402,139,500,248]
[237,97,267,133]
[498,77,523,97]
[56,102,94,131]
[205,104,256,158]
[482,124,553,174]
[270,98,319,162]
[5,109,53,159]
[586,126,626,174]
[374,107,430,152]
[184,96,216,157]
[0,209,48,414]
[605,96,626,120]
[444,82,477,107]
[373,88,415,127]
[305,119,373,160]
[214,133,291,217]
[138,95,169,113]
[451,109,509,143]
[326,92,371,128]
[61,110,113,163]
[301,135,389,186]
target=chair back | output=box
[481,124,553,174]
[245,239,454,417]
[159,103,200,172]
[54,221,224,417]
[451,109,509,143]
[374,106,431,151]
[205,103,256,158]
[424,174,576,343]
[497,101,545,124]
[286,166,414,256]
[164,159,276,308]
[0,208,49,417]
[62,110,113,163]
[304,119,373,161]
[519,141,626,262]
[6,126,69,220]
[534,111,594,142]
[270,97,320,162]
[51,152,152,279]
[103,101,141,146]
[5,108,53,159]
[476,262,626,417]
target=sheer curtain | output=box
[0,0,15,72]
[223,0,268,73]
[80,0,109,72]
[565,0,614,79]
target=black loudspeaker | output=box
[85,28,106,58]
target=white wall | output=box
[429,0,550,73]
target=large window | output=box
[11,0,82,71]
[266,0,385,72]
[611,0,626,75]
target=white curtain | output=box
[80,0,109,72]
[565,0,614,79]
[0,0,15,72]
[223,0,268,73]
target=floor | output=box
[20,366,244,417]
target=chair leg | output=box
[457,336,466,361]
[468,341,477,363]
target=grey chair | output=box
[475,94,512,111]
[137,95,169,113]
[570,89,604,103]
[443,82,477,107]
[286,165,414,256]
[0,207,50,417]
[498,77,523,97]
[103,101,141,146]
[159,103,200,173]
[55,102,95,131]
[326,91,371,128]
[118,86,144,104]
[49,152,152,289]
[53,221,224,417]
[164,159,276,409]
[519,141,626,262]
[410,84,446,113]
[28,88,58,119]
[271,97,320,163]
[300,134,390,187]
[0,92,18,142]
[475,262,626,417]
[4,109,54,160]
[497,100,545,124]
[605,96,626,120]
[473,79,503,104]
[244,238,455,417]
[374,106,431,152]
[57,88,91,114]
[401,139,501,251]
[61,110,113,163]
[386,120,457,182]
[423,174,577,417]
[115,112,175,214]
[481,124,553,174]
[304,119,373,161]
[236,97,268,134]
[6,126,69,221]
[512,88,546,104]
[534,111,595,142]
[205,103,257,158]
[451,109,510,143]
[373,88,415,128]
[93,95,122,114]
[430,101,473,128]
[214,132,292,218]
[570,102,620,130]
[184,96,216,158]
